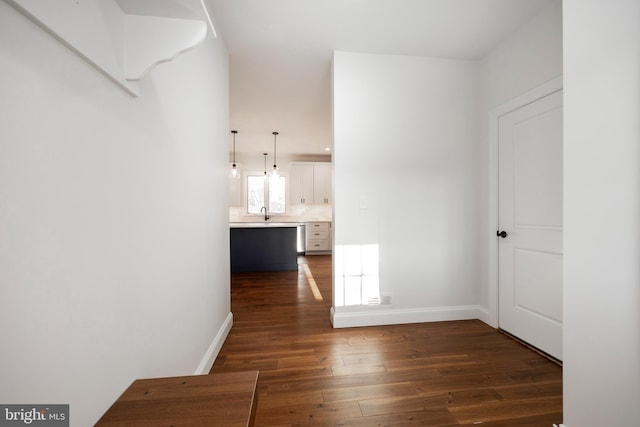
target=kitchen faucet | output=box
[260,206,269,221]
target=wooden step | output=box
[96,371,259,426]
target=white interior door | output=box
[498,89,563,361]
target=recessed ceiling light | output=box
[324,147,331,151]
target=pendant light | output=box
[230,130,238,179]
[263,152,268,179]
[271,131,279,179]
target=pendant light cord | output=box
[263,152,268,176]
[231,130,237,165]
[272,131,279,170]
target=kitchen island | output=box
[230,222,300,273]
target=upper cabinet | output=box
[290,162,332,205]
[312,163,332,205]
[290,164,314,204]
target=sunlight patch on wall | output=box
[334,244,380,307]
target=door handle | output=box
[497,230,508,238]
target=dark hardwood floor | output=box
[211,255,563,426]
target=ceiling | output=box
[207,0,556,160]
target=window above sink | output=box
[246,172,288,216]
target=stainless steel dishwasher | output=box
[296,224,305,254]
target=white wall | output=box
[480,1,563,111]
[0,3,231,426]
[563,1,640,425]
[478,0,563,315]
[332,51,482,326]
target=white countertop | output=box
[230,222,302,228]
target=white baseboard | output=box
[194,312,233,375]
[475,305,491,326]
[330,305,490,329]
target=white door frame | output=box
[487,76,563,328]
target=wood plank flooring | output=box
[211,255,563,426]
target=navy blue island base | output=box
[230,225,298,273]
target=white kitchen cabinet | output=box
[289,162,332,204]
[305,222,331,254]
[289,164,314,204]
[312,163,331,204]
